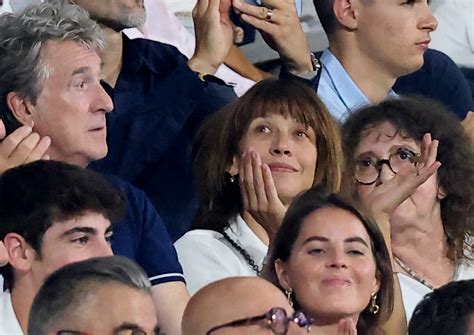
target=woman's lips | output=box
[322,277,352,287]
[267,163,298,172]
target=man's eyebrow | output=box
[344,236,370,248]
[302,236,329,245]
[60,227,97,238]
[112,323,145,334]
[71,66,91,76]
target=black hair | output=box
[409,279,474,335]
[0,160,126,289]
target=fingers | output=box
[239,148,283,211]
[0,126,51,173]
[193,0,210,18]
[24,136,51,163]
[242,150,258,209]
[0,126,33,157]
[261,163,280,205]
[251,151,269,208]
[239,152,249,210]
[0,120,5,140]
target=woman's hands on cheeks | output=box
[232,0,313,74]
[239,148,287,241]
[367,133,441,242]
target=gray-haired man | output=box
[0,2,189,334]
[28,256,160,335]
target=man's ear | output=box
[333,0,359,30]
[3,233,37,274]
[274,259,291,290]
[6,91,35,127]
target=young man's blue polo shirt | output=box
[90,36,236,241]
[107,175,185,285]
[316,49,398,121]
[394,49,472,120]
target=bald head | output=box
[182,277,294,335]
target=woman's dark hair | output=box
[263,187,394,335]
[192,78,343,233]
[341,96,474,260]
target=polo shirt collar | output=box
[321,49,398,111]
[226,214,268,266]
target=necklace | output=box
[394,256,435,290]
[222,231,262,275]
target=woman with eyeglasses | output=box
[341,97,474,323]
[175,78,343,294]
[264,187,394,335]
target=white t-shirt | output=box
[174,214,267,295]
[0,290,23,334]
[399,261,474,323]
[430,0,474,68]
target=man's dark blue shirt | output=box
[91,36,236,241]
[394,49,473,120]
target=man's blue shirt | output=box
[91,36,236,240]
[107,175,185,285]
[394,48,473,119]
[317,49,398,121]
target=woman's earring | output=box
[369,292,379,314]
[285,288,294,307]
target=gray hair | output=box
[0,0,104,133]
[28,256,151,335]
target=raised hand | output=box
[188,0,235,75]
[367,133,441,236]
[232,0,313,74]
[239,148,287,241]
[0,120,51,174]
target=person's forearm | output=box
[151,282,190,334]
[224,45,272,82]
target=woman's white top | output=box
[175,214,267,295]
[399,261,474,323]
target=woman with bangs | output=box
[175,78,343,295]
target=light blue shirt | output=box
[317,49,398,121]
